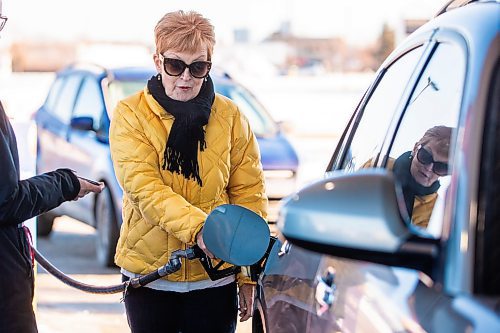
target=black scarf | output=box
[147,75,214,186]
[392,151,440,217]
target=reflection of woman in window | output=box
[391,126,452,228]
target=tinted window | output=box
[52,74,83,124]
[73,76,104,130]
[340,46,424,172]
[386,41,465,233]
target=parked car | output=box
[254,1,500,332]
[34,65,298,267]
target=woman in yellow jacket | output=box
[391,126,452,228]
[109,10,267,333]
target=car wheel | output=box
[95,186,119,267]
[37,212,55,237]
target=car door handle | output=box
[315,266,336,316]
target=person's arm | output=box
[0,106,81,225]
[109,101,206,245]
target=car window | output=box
[386,41,465,234]
[107,80,145,118]
[52,74,83,124]
[73,76,104,130]
[340,46,424,172]
[45,77,65,112]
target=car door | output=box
[257,29,427,333]
[65,74,109,225]
[309,30,468,332]
[259,238,322,333]
[36,73,83,174]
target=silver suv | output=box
[254,1,500,332]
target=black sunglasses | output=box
[159,54,211,79]
[416,145,449,176]
[0,15,8,32]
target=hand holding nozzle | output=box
[196,229,215,259]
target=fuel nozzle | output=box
[170,248,197,260]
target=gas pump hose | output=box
[33,247,196,294]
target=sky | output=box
[3,0,446,46]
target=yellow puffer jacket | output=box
[109,87,268,286]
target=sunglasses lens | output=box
[190,62,211,78]
[0,18,7,31]
[417,148,433,165]
[417,146,449,176]
[433,163,449,176]
[164,58,186,76]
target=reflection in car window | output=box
[73,76,105,131]
[215,82,277,137]
[387,41,465,234]
[341,46,424,172]
[52,75,82,124]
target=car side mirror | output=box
[70,116,94,131]
[278,169,438,277]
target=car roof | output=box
[434,0,496,17]
[57,63,235,85]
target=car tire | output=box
[95,186,119,267]
[37,212,55,237]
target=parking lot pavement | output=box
[36,217,128,333]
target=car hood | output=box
[257,133,299,171]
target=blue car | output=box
[34,65,298,267]
[253,1,500,332]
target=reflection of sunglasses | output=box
[416,145,449,176]
[0,15,8,32]
[159,54,211,79]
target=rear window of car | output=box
[45,77,65,112]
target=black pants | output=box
[0,226,37,333]
[122,275,238,333]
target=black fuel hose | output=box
[34,247,196,294]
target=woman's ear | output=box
[153,54,162,73]
[412,142,420,156]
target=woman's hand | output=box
[238,283,255,322]
[196,229,214,258]
[75,178,105,200]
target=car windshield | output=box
[215,82,277,137]
[107,80,145,118]
[107,78,278,137]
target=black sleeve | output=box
[0,169,80,226]
[0,102,80,226]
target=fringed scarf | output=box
[147,75,214,186]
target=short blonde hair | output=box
[418,126,453,157]
[154,10,215,60]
